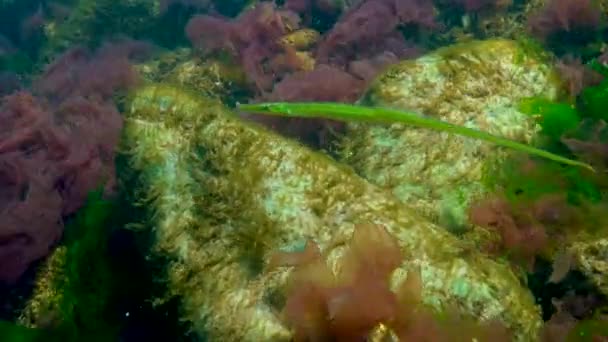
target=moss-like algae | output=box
[17,190,120,341]
[0,320,49,342]
[40,0,157,64]
[122,83,542,341]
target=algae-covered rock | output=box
[340,39,562,232]
[122,83,542,341]
[570,238,608,296]
[41,0,158,62]
[136,48,251,105]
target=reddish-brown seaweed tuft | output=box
[270,224,511,341]
[0,40,146,284]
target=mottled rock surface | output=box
[341,39,562,231]
[121,83,542,341]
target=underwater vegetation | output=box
[527,0,605,58]
[0,39,144,285]
[464,58,608,337]
[0,190,118,342]
[1,0,608,341]
[19,189,121,341]
[474,63,608,251]
[269,223,512,341]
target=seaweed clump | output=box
[527,0,605,58]
[17,190,121,341]
[17,186,191,342]
[184,1,435,148]
[270,224,511,341]
[0,38,145,285]
[468,58,608,339]
[470,58,608,268]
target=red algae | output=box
[0,40,146,284]
[562,120,608,173]
[469,196,551,270]
[186,2,300,91]
[469,145,608,273]
[272,224,403,341]
[270,224,512,341]
[186,1,430,148]
[242,64,364,148]
[527,0,602,41]
[315,0,431,66]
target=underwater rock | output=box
[40,0,157,63]
[122,84,542,341]
[136,47,251,105]
[340,39,562,232]
[570,238,608,296]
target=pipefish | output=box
[237,102,595,172]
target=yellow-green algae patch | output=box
[122,84,542,341]
[341,39,563,230]
[18,247,68,329]
[570,238,608,296]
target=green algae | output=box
[18,190,121,342]
[56,191,118,340]
[581,80,608,122]
[0,320,48,342]
[519,97,581,141]
[503,94,606,205]
[567,312,608,341]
